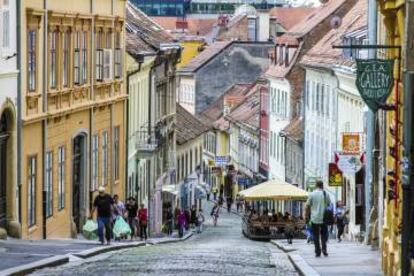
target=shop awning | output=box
[162,185,179,196]
[239,178,308,201]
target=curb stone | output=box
[147,232,193,245]
[271,240,297,253]
[73,241,146,258]
[0,255,69,276]
[288,253,320,276]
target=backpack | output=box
[323,191,335,225]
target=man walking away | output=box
[226,197,232,213]
[177,209,186,238]
[125,197,138,240]
[138,204,148,241]
[190,205,197,229]
[166,207,174,236]
[90,186,114,245]
[305,181,331,257]
[197,209,205,233]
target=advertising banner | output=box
[328,162,343,187]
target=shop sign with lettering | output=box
[356,59,394,112]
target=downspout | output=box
[41,0,49,240]
[147,61,155,237]
[89,0,95,211]
[16,0,22,227]
[110,0,115,196]
[364,0,377,241]
[401,1,414,274]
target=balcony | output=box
[135,130,159,159]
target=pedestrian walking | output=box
[335,201,348,242]
[190,205,197,229]
[197,209,205,233]
[125,197,138,240]
[305,180,332,257]
[226,196,232,213]
[213,187,218,201]
[166,207,174,236]
[90,186,114,245]
[207,191,211,201]
[218,195,224,207]
[236,194,241,212]
[210,203,220,227]
[138,204,148,241]
[113,195,125,240]
[177,209,187,238]
[184,208,191,231]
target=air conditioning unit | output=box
[103,48,113,81]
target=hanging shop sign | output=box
[342,133,361,153]
[215,156,229,166]
[335,152,363,175]
[328,162,343,187]
[356,59,394,112]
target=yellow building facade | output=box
[377,0,405,274]
[21,0,126,239]
[177,38,205,68]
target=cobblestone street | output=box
[32,205,297,276]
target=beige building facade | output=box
[20,0,127,239]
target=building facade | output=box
[20,0,127,239]
[0,0,19,239]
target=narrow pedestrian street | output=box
[31,203,297,276]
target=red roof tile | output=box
[300,0,367,68]
[176,104,209,145]
[270,7,318,31]
[151,17,217,36]
[280,117,303,142]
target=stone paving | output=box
[31,204,297,276]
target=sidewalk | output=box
[272,239,381,276]
[0,231,193,275]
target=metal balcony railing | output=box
[135,130,159,153]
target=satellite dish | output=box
[330,16,342,29]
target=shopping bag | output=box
[82,219,98,240]
[113,216,131,238]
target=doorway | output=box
[0,113,8,229]
[72,134,86,232]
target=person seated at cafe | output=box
[250,209,259,221]
[271,209,278,222]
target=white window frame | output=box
[102,131,108,186]
[45,151,53,217]
[49,31,57,89]
[92,134,99,191]
[58,146,65,210]
[28,30,37,92]
[62,31,70,87]
[28,156,36,226]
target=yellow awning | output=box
[239,179,308,201]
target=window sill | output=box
[28,225,38,234]
[26,92,41,98]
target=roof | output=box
[178,40,232,73]
[280,117,303,142]
[176,104,209,145]
[126,2,173,57]
[151,17,217,36]
[226,83,264,130]
[287,0,347,38]
[300,0,367,69]
[269,7,318,31]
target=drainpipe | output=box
[41,0,49,240]
[364,0,377,242]
[401,1,414,274]
[89,0,95,212]
[16,0,22,227]
[147,62,155,237]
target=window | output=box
[58,146,65,210]
[2,0,9,49]
[45,151,53,217]
[74,31,80,85]
[102,131,108,186]
[49,31,57,89]
[306,80,310,108]
[28,30,37,92]
[114,32,122,79]
[81,31,88,84]
[92,134,99,191]
[96,31,104,81]
[62,31,70,87]
[28,156,36,226]
[114,126,120,180]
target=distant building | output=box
[130,0,190,16]
[190,0,288,15]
